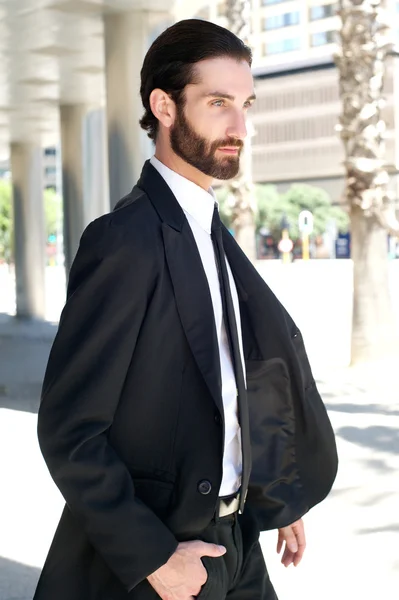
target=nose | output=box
[226,109,247,141]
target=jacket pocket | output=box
[245,357,304,530]
[246,358,295,473]
[132,477,174,521]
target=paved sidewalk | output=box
[262,362,399,600]
[0,315,398,600]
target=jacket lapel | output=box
[137,161,223,414]
[162,222,223,413]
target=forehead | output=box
[190,57,254,98]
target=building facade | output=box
[2,0,399,318]
[195,0,399,205]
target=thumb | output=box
[198,542,227,557]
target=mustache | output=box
[212,138,244,151]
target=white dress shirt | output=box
[150,155,244,496]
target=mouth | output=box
[218,147,240,155]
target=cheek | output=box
[205,118,229,145]
[186,106,227,138]
[206,111,233,139]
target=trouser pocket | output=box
[196,554,228,600]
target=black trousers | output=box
[108,508,278,600]
[100,507,277,599]
[195,507,278,600]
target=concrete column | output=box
[84,108,110,222]
[60,104,87,273]
[10,142,46,319]
[104,11,171,206]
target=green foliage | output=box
[255,184,290,239]
[0,180,62,262]
[0,179,13,262]
[44,188,62,239]
[215,181,349,242]
[252,182,349,241]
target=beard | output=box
[170,103,243,180]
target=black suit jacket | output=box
[34,161,337,600]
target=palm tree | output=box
[225,0,257,261]
[335,0,399,363]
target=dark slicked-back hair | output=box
[139,19,252,140]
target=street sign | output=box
[278,238,294,253]
[336,232,351,258]
[298,210,314,235]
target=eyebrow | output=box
[204,91,256,102]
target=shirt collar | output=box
[150,155,216,234]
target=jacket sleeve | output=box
[37,217,178,592]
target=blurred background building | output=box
[0,0,398,320]
[193,0,399,203]
[1,1,398,200]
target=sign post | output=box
[278,214,293,264]
[278,231,294,263]
[298,210,314,261]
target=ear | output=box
[149,89,176,130]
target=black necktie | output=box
[211,205,251,513]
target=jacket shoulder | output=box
[81,188,160,256]
[68,189,160,299]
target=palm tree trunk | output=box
[351,204,397,361]
[225,0,257,261]
[335,0,399,363]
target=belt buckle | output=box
[218,494,240,518]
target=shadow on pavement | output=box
[329,488,395,507]
[357,491,395,507]
[0,313,57,415]
[360,458,396,475]
[328,486,359,499]
[356,524,399,535]
[315,379,368,397]
[324,403,399,417]
[0,394,41,414]
[0,313,58,341]
[0,555,40,599]
[336,425,399,455]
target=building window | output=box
[264,11,300,30]
[309,4,336,20]
[44,147,56,156]
[45,166,57,176]
[310,30,336,46]
[264,37,301,55]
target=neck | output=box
[154,146,213,191]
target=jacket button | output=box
[214,413,222,425]
[198,480,212,495]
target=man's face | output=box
[169,57,255,181]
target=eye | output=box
[211,99,225,107]
[243,101,253,109]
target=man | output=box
[34,19,337,600]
